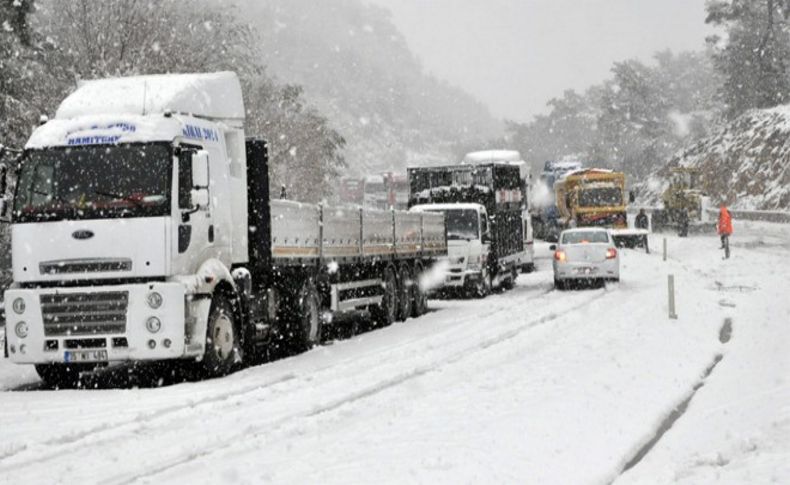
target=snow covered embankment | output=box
[640,105,790,211]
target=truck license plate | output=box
[64,350,108,363]
[576,267,595,275]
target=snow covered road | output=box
[0,223,787,484]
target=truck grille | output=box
[40,259,132,275]
[40,291,129,337]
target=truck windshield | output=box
[13,144,172,223]
[579,187,622,207]
[439,209,479,241]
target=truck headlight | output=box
[12,298,26,315]
[146,316,162,333]
[146,292,163,309]
[15,321,28,339]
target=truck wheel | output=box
[501,268,516,290]
[472,269,492,298]
[372,267,397,327]
[35,363,90,389]
[293,280,322,351]
[521,263,535,274]
[412,264,428,317]
[397,265,413,321]
[202,294,242,378]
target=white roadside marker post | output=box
[668,274,678,320]
[663,237,668,262]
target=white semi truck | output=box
[1,72,446,387]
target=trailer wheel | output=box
[202,294,242,378]
[412,263,428,317]
[293,280,322,351]
[35,363,91,389]
[397,265,413,321]
[372,267,397,327]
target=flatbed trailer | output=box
[2,72,447,387]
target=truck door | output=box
[176,149,216,272]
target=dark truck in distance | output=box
[408,163,528,292]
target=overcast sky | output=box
[366,0,712,122]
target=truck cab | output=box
[3,72,250,380]
[410,203,491,296]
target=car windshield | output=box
[579,187,623,207]
[13,144,172,223]
[562,231,609,244]
[439,209,480,240]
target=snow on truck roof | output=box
[410,203,485,212]
[463,150,523,164]
[55,72,245,121]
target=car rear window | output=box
[562,231,609,244]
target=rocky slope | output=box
[639,105,790,211]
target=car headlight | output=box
[14,321,28,339]
[12,298,26,315]
[146,292,163,309]
[145,316,162,333]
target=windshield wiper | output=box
[94,190,144,208]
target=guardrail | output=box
[629,206,790,224]
[704,209,790,224]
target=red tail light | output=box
[554,250,566,262]
[606,247,618,259]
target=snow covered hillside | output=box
[0,222,788,484]
[640,105,790,211]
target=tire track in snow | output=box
[115,290,608,485]
[0,284,555,473]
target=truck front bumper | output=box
[442,267,484,288]
[5,282,188,364]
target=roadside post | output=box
[663,238,668,262]
[668,274,678,319]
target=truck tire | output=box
[202,294,242,378]
[412,263,428,317]
[501,267,517,290]
[293,280,322,351]
[521,263,535,274]
[471,268,492,298]
[397,265,413,322]
[372,267,397,327]
[35,363,91,389]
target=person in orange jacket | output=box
[718,205,733,259]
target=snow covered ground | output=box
[0,221,787,484]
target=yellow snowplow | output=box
[555,169,648,249]
[652,168,716,236]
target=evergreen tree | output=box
[707,0,790,117]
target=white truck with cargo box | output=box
[408,161,529,293]
[1,72,447,387]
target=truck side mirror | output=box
[190,188,210,210]
[191,150,209,189]
[629,190,636,204]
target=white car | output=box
[551,228,620,289]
